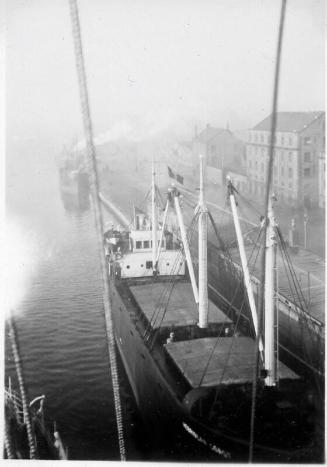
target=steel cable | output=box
[68,0,126,459]
[249,0,287,460]
[8,314,38,459]
[4,417,15,459]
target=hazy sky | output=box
[5,0,325,148]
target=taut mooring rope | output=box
[8,313,38,459]
[68,0,126,459]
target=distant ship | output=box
[102,157,322,462]
[58,145,90,210]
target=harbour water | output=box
[5,143,145,460]
[5,142,218,461]
[5,142,323,462]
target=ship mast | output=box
[151,160,158,274]
[173,189,199,304]
[197,155,208,328]
[264,194,277,386]
[156,194,170,266]
[227,178,263,360]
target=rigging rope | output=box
[144,210,199,343]
[249,0,287,461]
[68,0,126,459]
[198,223,264,387]
[150,212,200,342]
[276,228,323,398]
[8,313,38,459]
[4,416,15,459]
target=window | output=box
[281,135,285,145]
[288,136,293,146]
[146,261,153,269]
[281,167,284,176]
[304,152,311,162]
[249,160,252,168]
[288,151,292,161]
[261,162,264,173]
[260,134,264,143]
[143,240,150,248]
[304,168,311,177]
[255,160,258,170]
[211,144,216,153]
[249,133,252,142]
[135,241,142,249]
[303,136,311,145]
[126,265,130,269]
[288,168,292,178]
[254,133,258,143]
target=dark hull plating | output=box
[108,278,323,462]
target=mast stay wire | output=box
[198,223,264,388]
[144,210,199,342]
[276,228,323,397]
[249,0,287,461]
[68,0,126,460]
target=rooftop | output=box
[253,112,324,133]
[130,281,231,328]
[165,336,298,387]
[197,126,232,143]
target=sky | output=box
[5,0,325,149]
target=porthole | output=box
[166,262,170,266]
[126,265,130,269]
[141,264,144,267]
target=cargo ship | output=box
[100,169,324,381]
[58,147,90,210]
[103,157,322,462]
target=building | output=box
[192,124,246,186]
[246,112,325,208]
[318,152,325,209]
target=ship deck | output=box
[165,336,299,388]
[129,281,232,329]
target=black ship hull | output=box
[108,278,323,462]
